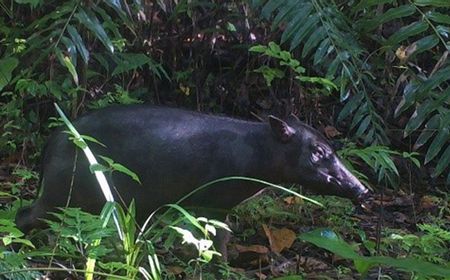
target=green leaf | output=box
[75,8,114,53]
[300,229,361,259]
[0,57,19,91]
[350,102,368,130]
[338,93,364,122]
[417,67,450,101]
[296,76,338,91]
[300,228,450,277]
[404,100,433,137]
[414,0,450,7]
[289,14,320,50]
[111,163,141,184]
[313,38,331,65]
[432,144,450,177]
[56,49,79,85]
[67,25,90,63]
[261,0,285,19]
[302,26,326,58]
[413,114,440,150]
[359,5,415,32]
[425,127,449,164]
[89,163,110,173]
[80,135,107,147]
[384,21,428,47]
[98,156,141,184]
[166,204,204,233]
[378,152,399,175]
[280,3,313,45]
[254,65,285,86]
[410,35,439,57]
[272,0,298,29]
[249,45,268,53]
[268,41,281,54]
[112,53,155,76]
[14,0,41,8]
[355,115,371,137]
[352,0,394,12]
[426,11,450,25]
[396,66,450,115]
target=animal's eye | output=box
[311,146,325,163]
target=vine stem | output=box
[53,1,79,50]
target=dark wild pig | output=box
[16,105,368,235]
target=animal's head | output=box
[269,115,369,203]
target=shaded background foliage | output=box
[0,0,449,186]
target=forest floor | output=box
[1,163,449,279]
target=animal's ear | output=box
[287,113,300,123]
[269,115,296,143]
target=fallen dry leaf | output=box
[283,196,303,205]
[298,256,329,272]
[235,244,269,254]
[263,224,296,253]
[167,266,184,275]
[254,272,267,279]
[323,125,341,138]
[419,195,440,210]
[395,43,417,63]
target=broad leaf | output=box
[313,38,331,65]
[75,8,114,53]
[112,53,155,76]
[426,11,450,25]
[290,14,320,50]
[67,25,90,63]
[0,57,18,91]
[413,114,440,150]
[352,0,394,12]
[425,126,449,164]
[55,49,79,85]
[359,5,415,32]
[302,26,326,58]
[261,0,285,19]
[414,0,450,7]
[432,144,450,177]
[280,3,313,45]
[384,21,428,47]
[300,228,450,277]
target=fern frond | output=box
[257,0,388,145]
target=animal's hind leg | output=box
[15,199,50,234]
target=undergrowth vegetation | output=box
[0,0,449,279]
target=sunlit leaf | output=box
[56,49,79,85]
